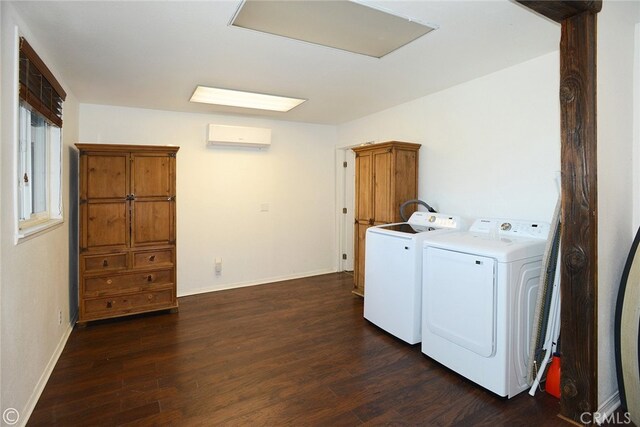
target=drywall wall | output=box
[597,1,640,412]
[79,105,338,296]
[338,51,561,223]
[1,2,79,424]
[0,0,4,415]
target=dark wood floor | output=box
[28,273,570,426]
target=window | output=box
[16,37,66,240]
[18,102,62,230]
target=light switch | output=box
[215,258,222,273]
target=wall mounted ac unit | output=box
[207,124,272,148]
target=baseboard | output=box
[179,268,339,297]
[19,319,75,427]
[595,391,621,425]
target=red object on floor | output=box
[545,355,561,398]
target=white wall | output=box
[597,0,640,411]
[0,0,4,414]
[79,105,338,296]
[1,3,79,424]
[338,52,561,223]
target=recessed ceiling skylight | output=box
[230,0,436,58]
[190,86,306,112]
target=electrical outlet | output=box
[215,258,222,274]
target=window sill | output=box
[16,217,64,244]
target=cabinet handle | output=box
[106,300,115,308]
[103,259,109,267]
[368,218,374,225]
[149,255,156,262]
[147,275,153,282]
[106,279,113,285]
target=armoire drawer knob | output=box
[149,255,156,262]
[147,275,153,282]
[103,259,109,267]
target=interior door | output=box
[130,153,175,247]
[80,152,130,251]
[424,247,497,357]
[343,149,355,271]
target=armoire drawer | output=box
[132,249,173,268]
[83,289,174,318]
[83,253,128,273]
[83,269,173,296]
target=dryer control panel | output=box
[408,212,464,230]
[469,218,550,239]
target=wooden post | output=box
[516,1,601,424]
[558,11,599,423]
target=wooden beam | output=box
[516,1,602,23]
[517,1,600,425]
[558,11,598,423]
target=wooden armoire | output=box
[352,141,421,296]
[76,143,179,323]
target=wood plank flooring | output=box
[28,273,570,426]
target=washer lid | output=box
[374,223,431,234]
[423,231,548,262]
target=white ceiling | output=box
[12,1,560,125]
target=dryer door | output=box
[424,247,496,357]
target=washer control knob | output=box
[428,216,436,223]
[500,222,512,231]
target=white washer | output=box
[421,218,550,398]
[364,212,465,344]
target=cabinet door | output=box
[80,153,130,251]
[354,151,372,222]
[372,149,393,223]
[130,153,175,247]
[353,223,370,295]
[131,154,172,198]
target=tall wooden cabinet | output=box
[76,143,179,323]
[352,141,421,296]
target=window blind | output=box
[18,37,66,127]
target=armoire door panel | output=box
[394,149,418,219]
[132,155,172,198]
[132,200,174,246]
[355,153,373,221]
[84,201,129,249]
[373,150,393,223]
[354,223,370,295]
[85,154,128,199]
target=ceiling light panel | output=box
[190,86,306,112]
[231,0,436,58]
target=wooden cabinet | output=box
[352,141,420,296]
[76,143,179,323]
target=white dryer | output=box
[364,212,465,344]
[421,218,549,398]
